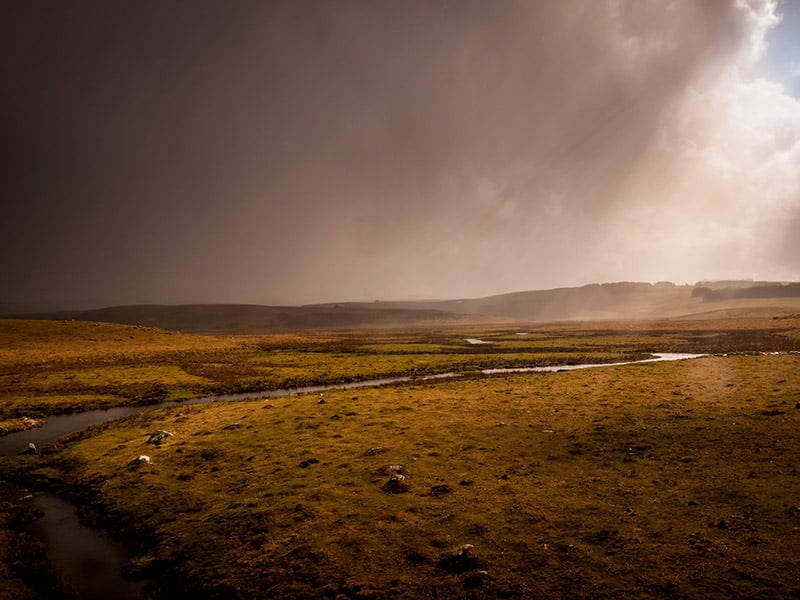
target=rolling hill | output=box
[6,280,800,332]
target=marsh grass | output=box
[3,316,800,598]
[0,320,658,422]
[18,354,800,598]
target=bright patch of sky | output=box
[760,0,800,95]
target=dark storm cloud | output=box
[1,1,795,309]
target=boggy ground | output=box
[2,314,800,598]
[3,314,799,433]
[14,353,800,599]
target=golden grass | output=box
[22,353,800,598]
[0,320,647,421]
[2,316,800,598]
[0,319,240,364]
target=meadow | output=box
[1,314,800,598]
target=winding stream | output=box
[28,491,146,600]
[0,351,705,598]
[0,353,702,456]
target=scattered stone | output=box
[430,484,453,496]
[382,473,411,494]
[299,458,320,468]
[128,455,151,470]
[458,544,475,557]
[26,442,38,455]
[147,430,173,445]
[318,394,326,404]
[221,423,242,431]
[366,446,386,455]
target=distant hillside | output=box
[11,304,463,333]
[385,281,800,321]
[7,280,800,332]
[428,282,698,320]
[692,282,800,302]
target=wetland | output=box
[2,315,800,598]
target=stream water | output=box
[28,491,146,600]
[0,351,705,598]
[0,353,702,456]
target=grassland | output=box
[0,318,673,433]
[2,314,800,598]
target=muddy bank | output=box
[0,416,46,437]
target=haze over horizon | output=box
[3,1,800,312]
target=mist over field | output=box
[2,1,799,310]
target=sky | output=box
[2,0,799,311]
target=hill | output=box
[7,303,464,333]
[342,281,800,322]
[6,280,800,332]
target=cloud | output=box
[1,0,798,308]
[594,0,800,284]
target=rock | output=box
[366,446,386,455]
[376,464,411,492]
[128,455,151,470]
[382,473,411,494]
[26,442,38,455]
[147,430,173,445]
[458,544,475,557]
[374,463,407,476]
